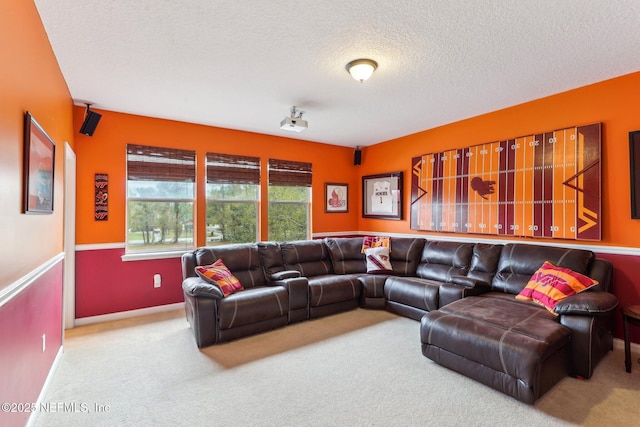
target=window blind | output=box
[268,158,312,187]
[126,144,196,182]
[206,153,260,185]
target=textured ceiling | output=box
[34,0,640,147]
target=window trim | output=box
[121,250,187,262]
[205,152,261,244]
[125,144,197,254]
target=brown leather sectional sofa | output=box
[181,236,617,403]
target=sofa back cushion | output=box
[492,243,594,295]
[387,238,426,276]
[467,243,503,285]
[193,243,266,288]
[416,241,474,282]
[325,237,366,274]
[587,258,613,292]
[257,241,285,279]
[182,252,198,279]
[281,240,334,277]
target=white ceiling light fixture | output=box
[280,106,308,132]
[346,58,378,83]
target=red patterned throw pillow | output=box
[195,259,244,297]
[516,261,598,314]
[361,236,391,254]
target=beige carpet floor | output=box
[34,308,640,426]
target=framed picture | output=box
[630,131,640,219]
[362,171,403,220]
[325,182,348,213]
[23,112,55,214]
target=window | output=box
[206,153,260,244]
[268,158,312,241]
[126,144,196,253]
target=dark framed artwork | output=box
[23,112,55,214]
[630,131,640,219]
[325,182,348,213]
[362,171,403,220]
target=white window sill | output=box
[121,250,189,262]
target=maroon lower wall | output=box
[595,252,640,344]
[75,248,183,318]
[0,258,63,427]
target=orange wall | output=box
[73,108,359,245]
[0,0,73,289]
[359,71,640,249]
[1,2,72,425]
[76,72,640,250]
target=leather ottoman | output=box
[420,295,572,403]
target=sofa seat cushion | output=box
[384,276,440,312]
[359,274,388,299]
[217,286,288,330]
[308,274,361,307]
[421,295,571,402]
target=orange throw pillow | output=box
[195,259,244,297]
[516,261,598,314]
[361,236,391,254]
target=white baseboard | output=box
[73,302,185,327]
[27,345,64,427]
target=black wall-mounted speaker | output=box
[354,148,362,165]
[79,110,102,136]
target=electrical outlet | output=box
[42,334,46,352]
[153,274,161,288]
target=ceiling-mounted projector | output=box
[280,106,307,132]
[280,116,308,132]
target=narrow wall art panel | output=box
[95,173,108,220]
[411,123,601,240]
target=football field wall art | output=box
[410,123,601,241]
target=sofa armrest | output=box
[182,277,224,299]
[559,293,618,378]
[554,291,618,316]
[272,276,309,323]
[448,275,490,290]
[270,270,301,280]
[439,282,489,308]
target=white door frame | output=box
[63,142,76,330]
